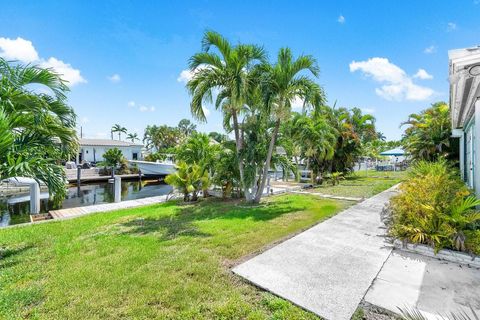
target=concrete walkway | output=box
[365,250,480,319]
[233,187,397,320]
[292,190,363,202]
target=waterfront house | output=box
[76,138,144,164]
[449,46,480,194]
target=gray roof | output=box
[79,138,143,147]
[379,148,405,156]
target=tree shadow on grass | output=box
[118,215,211,240]
[117,197,306,239]
[0,245,34,269]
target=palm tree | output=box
[252,47,325,202]
[0,58,78,204]
[187,30,266,201]
[401,102,451,161]
[143,125,181,151]
[177,119,197,137]
[291,112,336,179]
[126,132,139,143]
[111,124,127,141]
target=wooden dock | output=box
[65,168,146,183]
[49,195,172,219]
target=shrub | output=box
[103,148,123,168]
[145,152,167,162]
[164,161,209,202]
[390,160,480,252]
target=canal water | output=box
[0,180,172,227]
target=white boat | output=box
[128,160,176,176]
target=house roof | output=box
[79,138,143,147]
[379,148,405,156]
[449,46,480,128]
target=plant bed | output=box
[393,239,480,268]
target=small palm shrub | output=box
[165,161,209,202]
[390,160,480,253]
[324,172,344,186]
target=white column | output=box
[3,177,41,214]
[114,176,121,203]
[474,101,480,197]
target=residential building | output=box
[449,46,480,194]
[76,139,144,164]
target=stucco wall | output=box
[79,146,143,163]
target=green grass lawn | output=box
[1,194,350,320]
[313,170,406,198]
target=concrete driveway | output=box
[233,187,397,320]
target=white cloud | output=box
[413,68,433,80]
[107,73,121,83]
[361,108,375,114]
[127,101,136,107]
[177,66,210,83]
[139,105,155,112]
[424,45,436,54]
[337,15,345,24]
[447,22,457,31]
[202,106,210,117]
[177,69,194,83]
[0,37,39,62]
[349,57,434,101]
[291,97,304,109]
[40,57,86,87]
[0,36,85,87]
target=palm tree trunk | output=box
[232,110,253,201]
[254,119,281,203]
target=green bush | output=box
[465,230,480,255]
[390,160,480,253]
[164,161,209,202]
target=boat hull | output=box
[128,160,176,176]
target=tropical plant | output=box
[252,47,325,202]
[212,142,240,198]
[175,132,220,175]
[111,124,127,141]
[144,152,167,162]
[390,160,480,252]
[102,148,123,175]
[0,58,78,205]
[208,131,228,143]
[289,112,336,179]
[143,125,181,151]
[329,172,344,186]
[126,132,139,143]
[177,119,197,137]
[165,161,209,202]
[402,102,452,161]
[187,30,266,202]
[399,306,479,320]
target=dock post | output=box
[138,169,142,181]
[114,176,121,203]
[77,166,81,185]
[30,180,40,214]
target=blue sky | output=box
[1,1,479,140]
